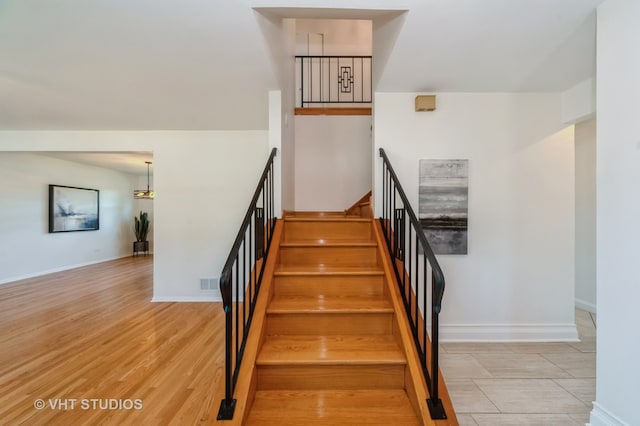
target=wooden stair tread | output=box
[246,389,420,426]
[257,335,406,365]
[280,241,377,248]
[284,216,372,223]
[275,265,383,276]
[284,211,358,218]
[267,295,392,314]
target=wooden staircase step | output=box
[284,211,357,218]
[245,389,421,426]
[273,270,385,297]
[267,294,394,336]
[274,265,384,275]
[267,295,392,314]
[284,216,372,222]
[256,364,406,390]
[257,335,405,366]
[267,312,393,336]
[278,243,378,267]
[284,217,372,242]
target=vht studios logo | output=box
[34,398,143,411]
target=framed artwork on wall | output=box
[49,185,100,233]
[418,159,469,255]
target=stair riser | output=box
[284,221,372,242]
[266,313,393,336]
[279,246,378,267]
[273,275,384,297]
[256,365,405,390]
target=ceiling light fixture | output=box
[134,161,154,200]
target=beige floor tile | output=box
[472,353,572,378]
[577,325,597,338]
[440,354,493,379]
[507,342,579,354]
[446,379,500,413]
[570,412,592,424]
[542,353,596,378]
[575,308,592,320]
[474,379,588,413]
[472,413,583,425]
[457,414,479,426]
[554,378,596,406]
[442,343,514,354]
[575,309,597,337]
[568,336,596,353]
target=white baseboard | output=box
[151,294,222,303]
[0,255,132,285]
[576,298,597,313]
[440,323,580,342]
[589,402,630,426]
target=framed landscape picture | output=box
[49,185,100,233]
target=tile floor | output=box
[442,309,596,426]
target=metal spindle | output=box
[377,148,447,420]
[218,149,277,420]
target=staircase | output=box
[244,212,423,425]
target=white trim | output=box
[151,294,222,303]
[0,255,132,285]
[589,402,630,426]
[576,298,597,313]
[440,323,580,342]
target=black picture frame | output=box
[49,184,100,233]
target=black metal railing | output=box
[295,55,372,108]
[379,148,447,420]
[217,148,278,420]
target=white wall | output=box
[0,153,137,284]
[295,19,372,56]
[374,93,577,341]
[592,1,640,425]
[254,12,296,211]
[562,78,596,124]
[0,131,269,301]
[295,116,372,211]
[574,117,596,313]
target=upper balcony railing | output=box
[295,56,372,108]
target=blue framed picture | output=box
[49,185,100,233]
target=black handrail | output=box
[296,55,372,108]
[217,148,278,420]
[379,148,447,420]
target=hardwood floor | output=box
[0,256,224,425]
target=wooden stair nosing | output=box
[257,335,406,366]
[266,295,393,314]
[246,389,421,426]
[284,217,372,223]
[274,268,384,276]
[279,241,377,248]
[256,364,406,391]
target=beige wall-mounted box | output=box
[415,95,436,111]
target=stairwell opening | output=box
[293,18,373,213]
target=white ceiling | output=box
[0,0,602,131]
[39,152,153,176]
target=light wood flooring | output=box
[0,256,224,425]
[0,253,594,425]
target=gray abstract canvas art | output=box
[419,159,468,255]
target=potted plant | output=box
[133,211,150,255]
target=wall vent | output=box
[200,277,219,291]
